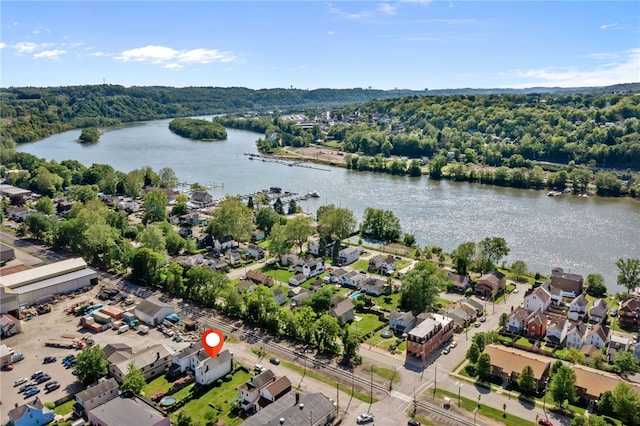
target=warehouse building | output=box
[0,258,97,314]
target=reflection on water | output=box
[17,118,640,292]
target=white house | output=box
[338,247,361,266]
[214,235,236,252]
[585,324,609,349]
[568,293,588,321]
[524,286,552,313]
[589,299,608,323]
[135,298,174,326]
[302,258,325,278]
[238,369,277,412]
[245,244,265,260]
[339,271,366,289]
[380,256,396,273]
[289,273,307,286]
[192,349,233,386]
[389,311,416,334]
[566,322,587,349]
[506,306,529,334]
[75,378,120,414]
[360,277,386,296]
[273,288,286,305]
[545,318,568,346]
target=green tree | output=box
[570,168,592,193]
[268,223,293,260]
[34,196,55,215]
[283,215,314,253]
[476,236,510,273]
[120,363,146,394]
[549,363,577,408]
[612,350,640,378]
[585,273,607,298]
[67,184,99,203]
[130,247,165,286]
[399,262,445,314]
[255,207,281,234]
[611,382,640,426]
[314,314,341,352]
[518,365,536,394]
[157,167,178,189]
[25,214,58,244]
[451,241,475,276]
[165,231,186,256]
[79,127,101,143]
[75,345,108,385]
[571,415,610,426]
[319,206,357,262]
[616,258,640,294]
[176,412,194,426]
[287,199,298,215]
[123,169,144,197]
[307,287,333,314]
[499,312,508,327]
[360,207,402,242]
[341,327,360,365]
[137,225,166,253]
[207,196,254,242]
[476,353,491,381]
[466,342,480,363]
[143,188,168,224]
[511,260,527,281]
[565,347,585,365]
[273,197,284,215]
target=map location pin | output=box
[201,329,225,358]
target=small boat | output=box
[308,190,320,198]
[547,191,561,197]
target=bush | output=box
[465,364,477,376]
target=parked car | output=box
[408,420,422,426]
[610,308,618,317]
[480,316,486,322]
[19,383,36,393]
[254,364,265,372]
[12,353,24,362]
[2,364,14,371]
[474,321,481,328]
[43,356,57,364]
[269,357,280,365]
[538,419,553,426]
[442,347,450,355]
[24,387,41,398]
[63,354,75,362]
[36,374,51,384]
[31,371,44,380]
[356,413,375,424]
[45,381,60,392]
[449,341,457,348]
[14,377,28,387]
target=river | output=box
[15,118,640,293]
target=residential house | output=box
[329,298,355,323]
[238,369,277,412]
[0,184,33,203]
[634,342,640,360]
[584,324,609,349]
[290,290,312,307]
[260,376,292,404]
[566,322,588,349]
[545,317,569,347]
[251,229,266,242]
[524,286,552,313]
[7,398,55,426]
[567,293,588,321]
[309,278,324,292]
[191,349,233,386]
[108,344,174,383]
[191,191,214,208]
[135,298,174,326]
[337,247,360,266]
[185,253,204,266]
[308,237,334,256]
[272,288,286,305]
[245,244,265,260]
[389,311,416,334]
[339,271,366,289]
[226,251,242,267]
[289,273,307,286]
[588,298,608,323]
[474,271,506,300]
[360,277,386,296]
[239,391,337,426]
[506,306,529,334]
[439,305,474,332]
[8,206,28,222]
[75,378,120,415]
[246,270,274,287]
[329,267,348,283]
[448,272,471,293]
[380,255,396,274]
[236,280,256,295]
[457,298,483,316]
[214,235,237,252]
[606,334,630,360]
[482,344,551,393]
[572,363,640,402]
[197,233,213,250]
[546,267,584,298]
[406,313,454,361]
[618,297,640,328]
[87,395,171,426]
[368,255,384,272]
[525,310,547,339]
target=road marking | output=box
[390,390,413,402]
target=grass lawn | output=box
[369,364,400,383]
[352,259,370,272]
[365,329,393,347]
[350,313,384,338]
[435,297,454,309]
[142,374,172,397]
[53,399,75,416]
[172,369,253,426]
[434,388,536,426]
[515,337,534,347]
[375,292,400,310]
[260,265,295,283]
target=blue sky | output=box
[1,1,639,90]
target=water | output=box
[16,118,640,293]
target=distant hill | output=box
[1,82,638,149]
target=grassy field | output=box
[171,369,253,426]
[350,313,385,338]
[142,374,172,397]
[53,399,75,416]
[260,264,296,284]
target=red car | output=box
[538,419,553,426]
[2,364,14,371]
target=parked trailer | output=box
[45,340,76,349]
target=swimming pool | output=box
[349,291,362,299]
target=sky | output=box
[1,1,639,90]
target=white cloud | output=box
[0,42,6,49]
[400,0,432,4]
[115,45,235,68]
[88,51,106,57]
[14,42,39,54]
[32,27,51,35]
[378,3,397,15]
[508,48,640,88]
[328,30,336,36]
[600,23,618,30]
[33,49,67,59]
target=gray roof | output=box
[135,298,173,317]
[77,378,119,402]
[8,397,44,421]
[87,395,168,425]
[240,392,335,426]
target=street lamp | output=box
[456,381,462,407]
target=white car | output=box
[357,413,375,424]
[14,378,27,387]
[513,288,519,293]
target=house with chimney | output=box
[524,286,552,313]
[567,293,588,321]
[238,369,281,413]
[566,322,588,349]
[475,271,506,300]
[545,267,584,299]
[406,313,454,362]
[589,298,609,324]
[7,397,55,426]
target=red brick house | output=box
[475,271,506,300]
[406,313,454,362]
[525,310,547,339]
[618,297,640,328]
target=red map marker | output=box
[201,329,225,358]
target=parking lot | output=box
[0,281,188,419]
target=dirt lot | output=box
[0,281,189,420]
[281,146,348,167]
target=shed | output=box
[135,298,174,326]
